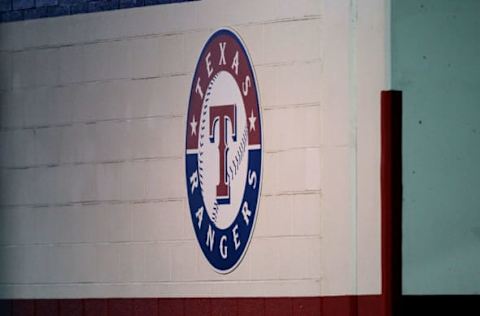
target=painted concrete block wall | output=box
[0,0,387,298]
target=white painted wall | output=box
[0,0,387,298]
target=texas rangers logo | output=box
[185,29,262,273]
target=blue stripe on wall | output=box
[0,0,197,22]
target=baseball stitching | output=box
[198,72,248,224]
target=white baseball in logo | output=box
[198,70,249,230]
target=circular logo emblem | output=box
[185,29,262,273]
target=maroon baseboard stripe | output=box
[1,296,386,316]
[5,295,480,316]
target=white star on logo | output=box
[190,115,197,136]
[248,110,257,132]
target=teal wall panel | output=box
[392,0,480,294]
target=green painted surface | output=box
[392,0,480,294]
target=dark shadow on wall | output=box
[400,295,480,316]
[0,300,12,315]
[0,91,9,296]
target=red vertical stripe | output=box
[381,90,403,316]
